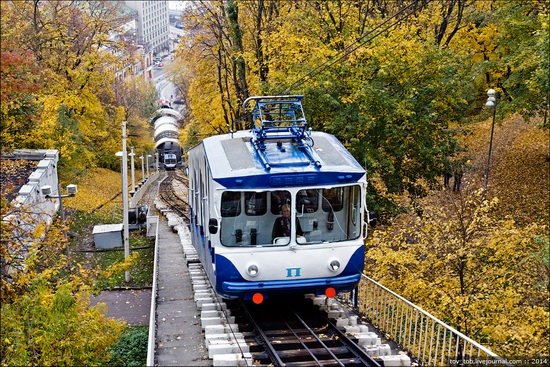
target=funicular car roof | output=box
[200,130,364,188]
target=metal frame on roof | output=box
[242,95,321,170]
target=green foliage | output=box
[93,245,154,289]
[107,326,148,367]
[304,42,473,202]
[65,212,154,289]
[174,0,548,214]
[481,1,549,124]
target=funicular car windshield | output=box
[165,155,176,165]
[219,185,362,247]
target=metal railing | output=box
[130,171,160,209]
[357,275,510,366]
[145,216,159,367]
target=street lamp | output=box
[140,154,145,183]
[129,147,136,194]
[146,154,152,178]
[483,89,498,193]
[42,183,78,256]
[117,120,130,282]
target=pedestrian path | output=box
[154,216,211,366]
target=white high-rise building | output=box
[125,1,170,55]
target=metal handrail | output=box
[145,216,159,366]
[357,274,511,366]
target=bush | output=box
[107,326,149,367]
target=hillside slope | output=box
[462,115,549,225]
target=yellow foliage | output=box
[64,167,125,213]
[366,188,549,357]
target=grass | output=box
[68,209,155,289]
[64,167,155,289]
[95,237,155,289]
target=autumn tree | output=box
[226,0,249,112]
[172,0,547,215]
[0,36,40,151]
[143,0,550,359]
[176,0,253,141]
[251,1,474,214]
[0,199,127,365]
[112,77,157,168]
[1,0,134,170]
[477,1,549,125]
[365,185,549,358]
[173,1,480,214]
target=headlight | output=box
[247,264,259,277]
[329,260,340,272]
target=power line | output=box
[278,0,431,94]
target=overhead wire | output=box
[278,0,432,95]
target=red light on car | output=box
[252,293,264,304]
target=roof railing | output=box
[243,95,308,142]
[242,95,321,170]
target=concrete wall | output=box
[9,149,60,228]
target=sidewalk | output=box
[154,216,211,366]
[89,288,151,326]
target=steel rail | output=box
[319,314,382,367]
[158,172,190,222]
[291,311,344,367]
[239,299,286,367]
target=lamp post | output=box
[129,147,136,194]
[140,154,145,183]
[146,154,152,178]
[43,183,78,256]
[155,152,159,172]
[483,89,498,194]
[118,120,131,282]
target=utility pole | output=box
[122,121,131,283]
[130,146,136,194]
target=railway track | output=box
[158,170,189,222]
[234,297,382,367]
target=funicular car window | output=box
[297,189,319,213]
[245,192,267,216]
[270,191,291,214]
[322,188,343,212]
[221,191,241,217]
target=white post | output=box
[57,181,68,257]
[155,152,159,172]
[122,121,131,283]
[130,147,136,194]
[140,154,145,183]
[146,154,150,178]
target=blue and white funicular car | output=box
[187,95,368,303]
